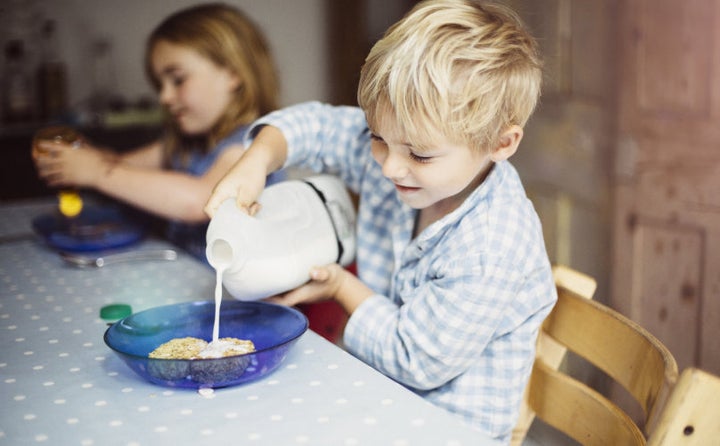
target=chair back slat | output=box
[528,360,646,446]
[511,266,597,445]
[544,288,678,430]
[511,265,679,446]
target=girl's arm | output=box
[115,140,164,168]
[35,137,245,222]
[97,143,246,222]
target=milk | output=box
[212,266,225,343]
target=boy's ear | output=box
[490,125,523,162]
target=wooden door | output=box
[504,0,616,323]
[613,0,720,375]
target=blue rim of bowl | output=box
[103,301,309,361]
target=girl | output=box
[33,3,283,259]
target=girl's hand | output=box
[33,141,111,188]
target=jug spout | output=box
[207,237,234,270]
[205,198,251,274]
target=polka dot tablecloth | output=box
[0,200,499,446]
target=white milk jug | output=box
[205,174,356,301]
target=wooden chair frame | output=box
[512,265,679,445]
[512,265,597,444]
[648,367,720,445]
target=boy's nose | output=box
[381,151,409,180]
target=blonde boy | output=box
[206,0,555,442]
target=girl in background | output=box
[33,3,283,259]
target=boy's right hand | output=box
[204,161,267,218]
[204,125,288,218]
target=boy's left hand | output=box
[267,263,344,307]
[267,263,374,315]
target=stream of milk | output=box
[212,266,225,343]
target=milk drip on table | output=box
[205,175,356,301]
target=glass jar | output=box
[32,126,84,217]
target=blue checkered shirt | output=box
[250,102,556,442]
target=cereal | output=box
[149,337,255,360]
[149,337,208,359]
[147,337,256,385]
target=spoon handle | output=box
[61,249,178,267]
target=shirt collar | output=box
[414,161,510,244]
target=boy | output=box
[205,0,556,442]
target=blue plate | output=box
[32,205,145,252]
[104,301,308,389]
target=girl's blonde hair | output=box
[145,3,279,163]
[358,0,542,153]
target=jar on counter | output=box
[36,20,68,121]
[2,39,35,123]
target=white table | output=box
[0,199,500,446]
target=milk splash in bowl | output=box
[200,247,254,359]
[148,256,254,363]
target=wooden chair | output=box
[648,367,720,445]
[512,265,597,445]
[511,265,679,446]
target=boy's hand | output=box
[267,264,345,307]
[267,264,373,315]
[204,161,266,218]
[204,125,287,218]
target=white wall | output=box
[1,0,328,109]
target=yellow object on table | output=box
[58,190,83,217]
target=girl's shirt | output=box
[249,101,556,443]
[166,125,284,261]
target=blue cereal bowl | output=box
[104,300,308,389]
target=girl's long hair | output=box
[145,3,279,166]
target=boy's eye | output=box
[172,75,186,87]
[369,133,385,144]
[409,152,432,163]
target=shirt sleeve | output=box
[343,261,519,390]
[247,101,372,194]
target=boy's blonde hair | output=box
[145,3,279,163]
[358,0,542,153]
